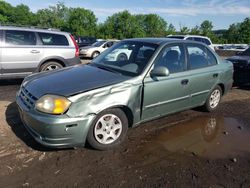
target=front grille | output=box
[19,87,38,109]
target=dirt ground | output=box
[0,79,250,188]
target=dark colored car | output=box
[227,47,250,86]
[16,38,233,150]
[74,36,97,48]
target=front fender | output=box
[67,82,143,126]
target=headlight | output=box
[35,95,71,115]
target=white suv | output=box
[0,26,81,79]
[166,35,214,50]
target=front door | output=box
[141,44,190,121]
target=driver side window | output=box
[154,44,185,74]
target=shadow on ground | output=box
[5,102,72,152]
[238,85,250,91]
[0,79,23,86]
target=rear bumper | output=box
[16,95,95,148]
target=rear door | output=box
[185,43,219,107]
[1,30,44,76]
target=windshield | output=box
[91,41,159,77]
[92,41,106,47]
[241,47,250,56]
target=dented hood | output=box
[22,64,130,98]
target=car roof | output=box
[167,35,210,39]
[124,38,181,45]
[0,26,70,35]
[123,37,205,46]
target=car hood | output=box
[23,64,130,98]
[227,55,250,62]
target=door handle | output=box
[30,50,40,54]
[213,73,218,78]
[181,79,189,85]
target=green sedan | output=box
[16,38,233,150]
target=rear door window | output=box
[5,30,36,45]
[187,44,217,70]
[38,32,69,46]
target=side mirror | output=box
[150,66,170,77]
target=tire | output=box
[117,53,128,61]
[91,51,100,59]
[40,61,63,72]
[87,108,128,150]
[203,85,222,112]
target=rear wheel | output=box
[203,86,222,112]
[40,61,63,72]
[87,108,128,150]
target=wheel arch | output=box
[95,105,134,128]
[217,83,225,95]
[38,57,66,72]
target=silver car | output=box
[79,40,118,58]
[0,26,81,79]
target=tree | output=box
[11,4,35,26]
[238,17,250,43]
[200,20,213,36]
[224,23,241,43]
[179,26,190,34]
[0,1,14,23]
[35,3,68,29]
[102,10,144,39]
[136,14,167,37]
[66,7,97,36]
[190,25,200,35]
[166,23,176,35]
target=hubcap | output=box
[44,64,60,71]
[93,52,99,58]
[94,114,122,144]
[209,89,221,108]
[118,54,127,61]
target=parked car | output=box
[226,47,250,86]
[0,26,81,79]
[16,38,233,150]
[166,35,214,50]
[79,40,118,58]
[74,36,96,48]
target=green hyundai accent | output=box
[16,38,233,150]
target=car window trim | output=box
[185,43,218,71]
[151,42,187,74]
[3,29,37,46]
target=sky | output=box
[5,0,250,30]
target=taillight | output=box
[70,35,79,57]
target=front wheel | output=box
[91,51,100,59]
[203,86,222,112]
[87,108,128,150]
[117,53,128,61]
